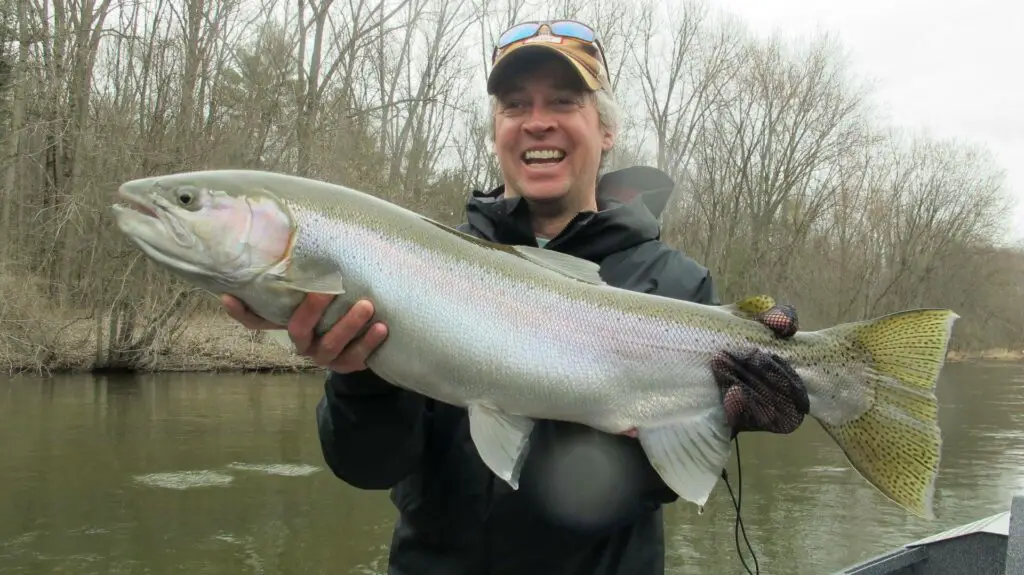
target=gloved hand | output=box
[711,304,810,437]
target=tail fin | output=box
[813,308,959,520]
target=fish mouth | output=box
[111,184,196,249]
[111,182,218,283]
[113,185,160,219]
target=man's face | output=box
[492,58,614,209]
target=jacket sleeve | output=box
[315,368,429,490]
[652,249,721,305]
[691,270,722,305]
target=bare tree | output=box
[0,0,1018,374]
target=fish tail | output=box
[809,308,959,520]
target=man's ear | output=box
[602,128,615,152]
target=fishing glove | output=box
[711,304,810,437]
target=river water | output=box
[1,361,1022,574]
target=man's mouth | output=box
[522,148,566,166]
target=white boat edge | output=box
[833,494,1024,575]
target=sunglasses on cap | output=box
[491,20,609,70]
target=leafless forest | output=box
[0,0,1021,374]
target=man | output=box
[222,20,809,575]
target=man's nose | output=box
[522,106,556,134]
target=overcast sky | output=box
[710,0,1024,244]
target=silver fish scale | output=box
[285,200,744,434]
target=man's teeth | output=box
[523,149,565,161]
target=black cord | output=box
[720,436,759,575]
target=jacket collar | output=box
[463,166,675,262]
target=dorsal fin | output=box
[509,245,605,285]
[421,218,606,285]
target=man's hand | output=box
[712,304,810,437]
[617,304,807,441]
[221,294,388,373]
[753,303,799,338]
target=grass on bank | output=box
[0,315,318,376]
[0,273,315,376]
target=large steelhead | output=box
[110,169,958,519]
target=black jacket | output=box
[315,166,721,575]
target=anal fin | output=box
[468,404,536,489]
[637,412,733,507]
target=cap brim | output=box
[487,43,602,94]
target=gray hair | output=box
[487,87,622,170]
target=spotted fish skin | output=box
[110,169,958,520]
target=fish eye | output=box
[175,187,200,208]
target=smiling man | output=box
[222,19,810,575]
[486,29,616,241]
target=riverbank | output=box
[945,348,1024,363]
[3,315,1021,376]
[1,318,318,376]
[0,270,319,375]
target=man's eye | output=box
[501,101,528,113]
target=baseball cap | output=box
[487,21,611,95]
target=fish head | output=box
[110,172,294,288]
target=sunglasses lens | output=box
[549,21,595,42]
[497,23,539,47]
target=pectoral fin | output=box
[637,412,733,507]
[468,404,536,489]
[267,257,347,295]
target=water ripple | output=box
[132,470,235,490]
[225,462,322,477]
